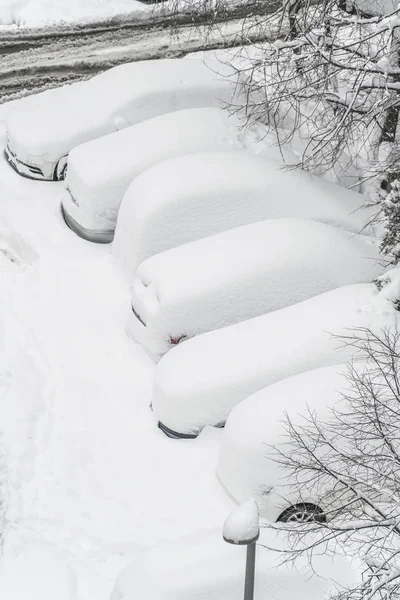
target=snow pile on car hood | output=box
[113,151,378,284]
[152,283,399,436]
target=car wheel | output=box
[55,156,68,181]
[277,503,326,524]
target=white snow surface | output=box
[62,108,246,234]
[222,499,259,543]
[110,527,360,600]
[152,283,399,436]
[0,103,235,600]
[217,364,354,520]
[6,58,238,168]
[113,151,377,284]
[0,0,149,27]
[127,218,382,359]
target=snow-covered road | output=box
[0,1,280,103]
[0,107,233,599]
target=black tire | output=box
[277,503,326,524]
[54,157,68,181]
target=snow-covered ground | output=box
[0,105,234,599]
[0,0,150,27]
[110,527,360,600]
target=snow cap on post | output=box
[223,499,260,545]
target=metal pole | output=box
[244,541,257,600]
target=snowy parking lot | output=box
[0,49,389,595]
[0,105,235,599]
[2,1,400,598]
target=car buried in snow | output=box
[5,57,238,181]
[217,364,354,523]
[127,218,381,360]
[151,282,398,439]
[60,108,245,243]
[113,151,377,284]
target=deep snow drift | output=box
[110,528,360,600]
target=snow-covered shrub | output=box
[380,180,400,266]
[375,265,400,310]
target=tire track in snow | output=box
[0,1,281,102]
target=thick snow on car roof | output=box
[129,218,381,357]
[152,283,399,436]
[113,151,377,282]
[110,528,360,600]
[6,58,237,163]
[217,364,353,512]
[63,107,244,235]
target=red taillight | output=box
[169,334,187,345]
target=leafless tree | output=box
[266,326,400,600]
[162,1,400,187]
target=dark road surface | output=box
[0,1,282,103]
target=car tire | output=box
[55,156,68,181]
[277,503,326,524]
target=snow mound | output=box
[127,218,382,359]
[113,151,377,284]
[223,499,259,544]
[62,108,246,236]
[152,283,399,436]
[109,528,359,600]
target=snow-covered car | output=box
[5,58,238,181]
[128,218,381,359]
[61,108,245,242]
[113,151,377,283]
[109,528,359,600]
[217,364,354,522]
[152,282,398,438]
